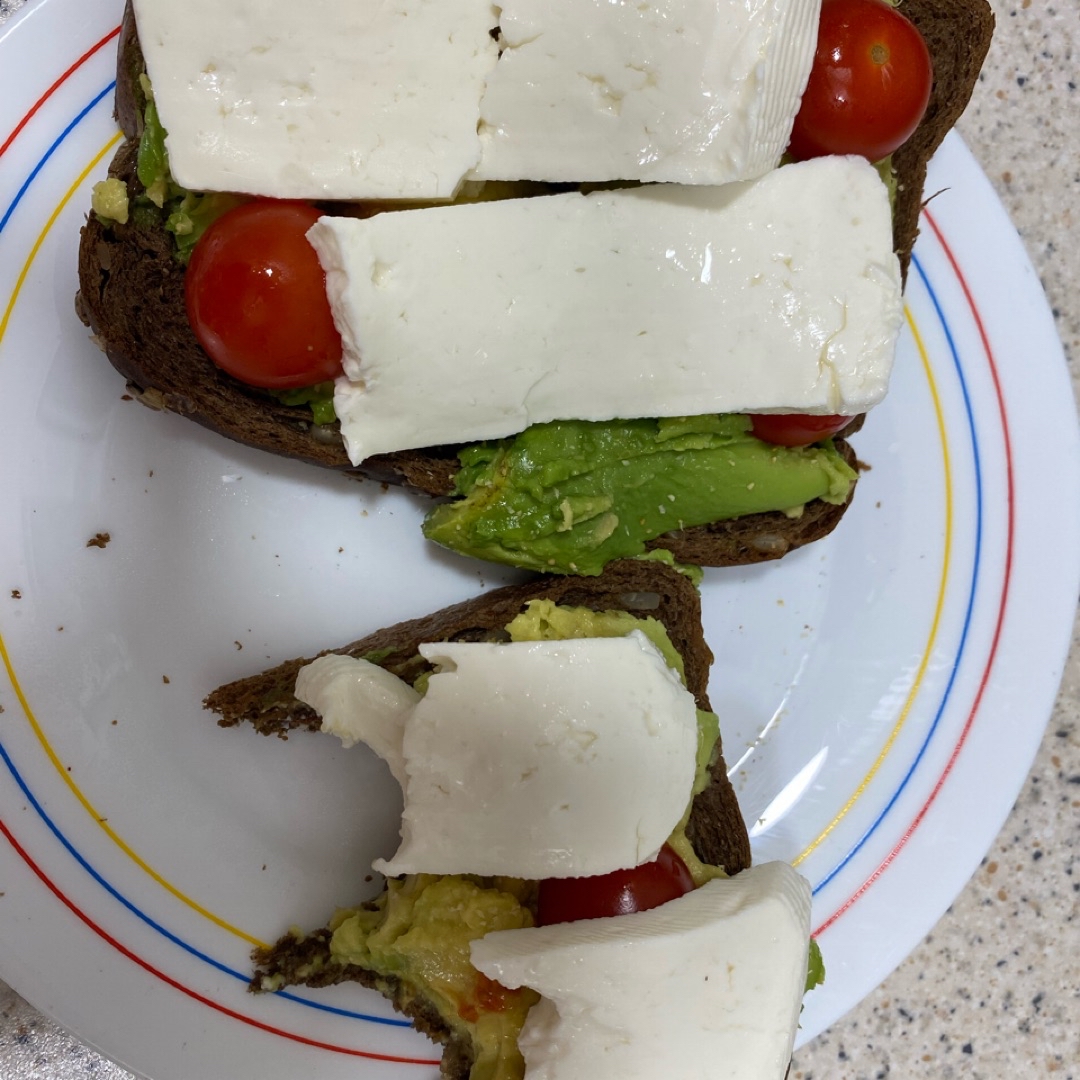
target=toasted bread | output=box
[208,559,751,1077]
[206,558,749,873]
[76,0,992,568]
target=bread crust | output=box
[892,0,995,278]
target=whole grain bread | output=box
[220,560,751,1077]
[76,0,992,564]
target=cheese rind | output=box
[131,0,499,199]
[373,632,700,879]
[470,862,813,1080]
[311,157,902,464]
[472,0,822,184]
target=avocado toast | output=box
[74,0,994,575]
[205,559,753,1079]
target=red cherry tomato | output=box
[536,844,694,926]
[787,0,933,162]
[748,414,851,447]
[185,200,343,390]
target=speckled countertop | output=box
[1,0,1078,1077]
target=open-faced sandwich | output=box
[76,0,993,576]
[206,559,823,1080]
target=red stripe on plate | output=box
[0,24,121,161]
[0,814,440,1065]
[814,208,1016,937]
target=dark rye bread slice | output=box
[75,0,992,560]
[206,558,751,875]
[220,560,751,1077]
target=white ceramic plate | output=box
[1,2,1078,1078]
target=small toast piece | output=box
[210,560,751,1079]
[206,558,749,874]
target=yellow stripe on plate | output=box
[794,304,954,866]
[0,136,265,948]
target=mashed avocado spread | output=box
[330,875,538,1080]
[314,603,724,1080]
[423,414,856,576]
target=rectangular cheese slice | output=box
[133,0,819,197]
[309,157,902,464]
[132,0,500,199]
[472,0,821,184]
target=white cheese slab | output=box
[472,0,822,184]
[133,0,820,196]
[375,632,699,878]
[131,0,500,199]
[294,653,419,786]
[294,633,699,879]
[310,157,901,464]
[471,862,813,1080]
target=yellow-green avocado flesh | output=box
[423,414,857,576]
[318,603,726,1080]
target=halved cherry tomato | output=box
[787,0,933,162]
[748,414,851,448]
[536,844,694,926]
[185,200,343,390]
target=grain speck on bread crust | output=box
[205,558,752,876]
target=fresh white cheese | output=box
[470,862,813,1080]
[294,633,699,879]
[134,0,820,196]
[130,0,500,199]
[293,653,418,786]
[373,632,699,879]
[310,156,902,464]
[472,0,822,184]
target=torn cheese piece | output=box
[294,633,699,879]
[309,156,902,464]
[376,633,699,879]
[294,653,419,786]
[131,0,500,199]
[472,0,822,184]
[470,863,813,1080]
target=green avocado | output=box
[133,76,245,261]
[422,414,857,576]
